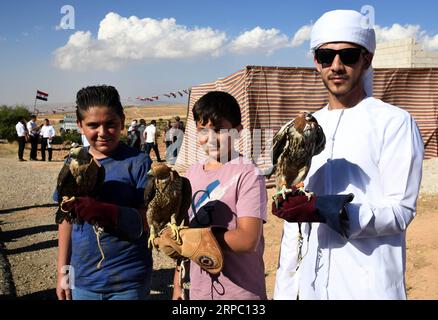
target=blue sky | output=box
[1,0,437,108]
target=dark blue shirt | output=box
[56,143,152,293]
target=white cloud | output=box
[288,22,438,52]
[291,24,312,47]
[229,27,290,55]
[423,34,438,50]
[374,24,424,43]
[53,12,438,72]
[375,23,438,50]
[53,12,227,70]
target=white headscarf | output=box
[310,10,376,97]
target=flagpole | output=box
[33,96,37,115]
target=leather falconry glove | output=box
[61,196,143,241]
[154,226,224,275]
[272,192,354,238]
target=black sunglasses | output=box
[315,48,365,66]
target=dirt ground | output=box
[0,104,437,299]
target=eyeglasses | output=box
[315,48,365,66]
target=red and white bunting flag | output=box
[178,91,183,97]
[164,94,171,98]
[170,92,176,98]
[36,90,48,101]
[183,89,189,94]
[152,96,159,100]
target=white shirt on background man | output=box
[27,119,38,137]
[16,122,26,137]
[144,124,157,144]
[40,125,55,139]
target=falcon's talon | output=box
[148,230,157,250]
[296,185,314,201]
[272,185,293,208]
[60,196,76,213]
[166,222,187,245]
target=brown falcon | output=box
[55,146,105,224]
[144,163,192,249]
[270,111,326,206]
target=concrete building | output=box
[373,37,438,68]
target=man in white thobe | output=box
[274,10,424,300]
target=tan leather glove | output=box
[154,227,224,275]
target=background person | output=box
[15,116,28,161]
[144,120,162,162]
[27,114,39,160]
[40,118,56,161]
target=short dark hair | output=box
[76,85,124,121]
[192,91,241,128]
[151,120,156,125]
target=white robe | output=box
[274,97,424,300]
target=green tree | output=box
[0,105,31,142]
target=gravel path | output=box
[1,156,437,299]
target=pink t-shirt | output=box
[185,157,268,300]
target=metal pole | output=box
[33,96,37,115]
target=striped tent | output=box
[175,66,438,185]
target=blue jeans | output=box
[72,285,150,300]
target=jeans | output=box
[72,285,150,300]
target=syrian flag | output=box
[36,90,48,101]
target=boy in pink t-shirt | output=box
[173,91,268,300]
